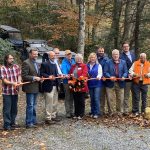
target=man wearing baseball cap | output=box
[61,50,75,118]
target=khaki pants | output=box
[63,84,74,117]
[123,82,132,113]
[44,86,58,120]
[100,86,108,115]
[106,82,124,113]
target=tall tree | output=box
[106,0,122,52]
[134,0,147,58]
[121,0,135,43]
[77,0,86,57]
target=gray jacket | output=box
[22,59,39,93]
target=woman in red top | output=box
[69,54,88,119]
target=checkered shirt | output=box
[0,64,21,95]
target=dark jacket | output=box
[22,59,40,93]
[40,60,59,92]
[97,53,109,87]
[120,51,135,70]
[97,53,109,69]
[104,59,128,88]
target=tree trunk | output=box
[77,0,86,57]
[134,0,146,59]
[122,0,135,43]
[106,0,122,52]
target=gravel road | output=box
[0,93,150,150]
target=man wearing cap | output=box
[61,50,75,118]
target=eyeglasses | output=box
[55,53,59,54]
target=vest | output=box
[87,63,102,88]
[133,60,150,84]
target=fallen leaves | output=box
[83,113,150,129]
[1,131,9,136]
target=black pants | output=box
[73,92,85,117]
[3,95,18,128]
[132,82,148,113]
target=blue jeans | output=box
[26,93,38,126]
[89,87,101,116]
[3,95,18,128]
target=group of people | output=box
[0,41,150,131]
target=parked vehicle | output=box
[0,25,23,50]
[21,39,53,62]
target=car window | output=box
[8,32,22,40]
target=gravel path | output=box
[0,93,150,150]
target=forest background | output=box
[0,0,149,59]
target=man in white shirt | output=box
[53,48,62,75]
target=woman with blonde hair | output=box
[87,52,103,119]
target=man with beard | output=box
[22,49,41,128]
[97,47,109,115]
[0,54,21,130]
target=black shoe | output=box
[26,125,37,129]
[45,120,56,125]
[4,127,11,131]
[11,124,20,129]
[52,118,61,122]
[123,112,129,116]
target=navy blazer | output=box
[104,59,128,88]
[40,60,59,92]
[120,51,136,70]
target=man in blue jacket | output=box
[104,49,128,115]
[120,42,136,115]
[97,47,109,115]
[61,50,75,118]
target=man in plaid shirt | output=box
[0,54,21,130]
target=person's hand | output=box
[110,76,116,81]
[49,75,55,80]
[128,74,132,80]
[12,82,18,87]
[144,74,149,78]
[120,77,125,81]
[133,73,140,78]
[102,77,106,81]
[34,77,41,81]
[97,77,101,80]
[58,74,64,79]
[64,75,70,79]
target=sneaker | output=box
[90,114,93,118]
[77,116,83,120]
[52,118,61,122]
[134,112,139,117]
[4,126,12,131]
[26,125,38,129]
[73,116,78,119]
[11,124,20,129]
[45,120,56,125]
[93,115,98,119]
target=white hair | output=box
[75,53,83,61]
[140,53,147,58]
[112,49,119,55]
